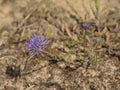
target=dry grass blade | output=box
[65,0,81,20]
[13,8,37,34]
[63,23,78,41]
[105,31,113,53]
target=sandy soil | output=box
[0,0,120,90]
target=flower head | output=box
[81,22,94,29]
[26,34,48,55]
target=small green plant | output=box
[64,38,84,48]
[25,34,52,69]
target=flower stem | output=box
[24,55,34,70]
[41,50,55,58]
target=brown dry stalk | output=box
[63,23,78,40]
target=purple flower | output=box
[26,34,48,55]
[81,22,94,29]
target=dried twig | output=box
[13,8,37,34]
